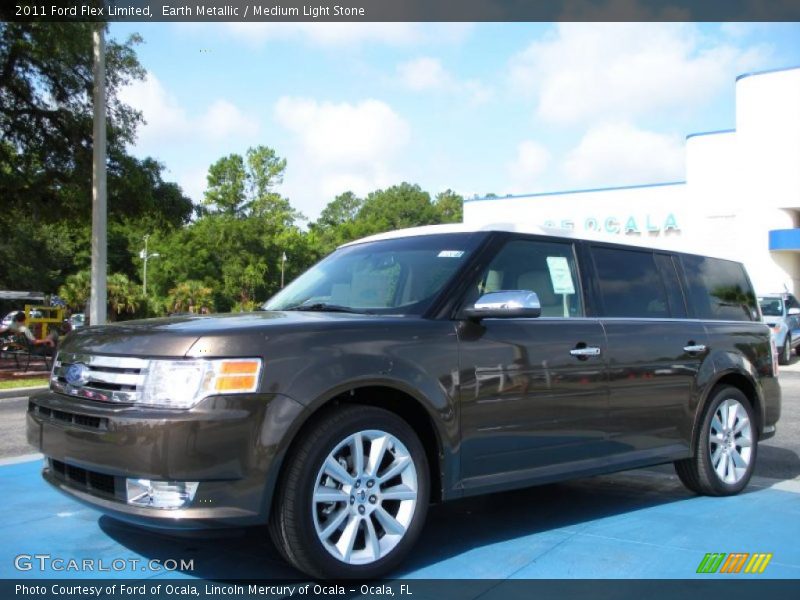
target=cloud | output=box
[201,100,258,139]
[562,122,685,186]
[275,97,409,167]
[274,97,411,217]
[118,72,188,141]
[507,140,552,193]
[397,57,450,91]
[509,23,771,125]
[396,56,492,105]
[120,72,260,149]
[216,23,474,47]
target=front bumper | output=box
[27,390,305,529]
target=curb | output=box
[0,453,42,466]
[0,385,47,399]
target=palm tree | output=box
[168,280,214,314]
[58,270,91,312]
[107,273,140,320]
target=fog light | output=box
[126,479,199,509]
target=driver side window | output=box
[468,239,584,318]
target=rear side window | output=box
[680,255,758,321]
[591,247,669,318]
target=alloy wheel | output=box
[708,398,753,484]
[311,430,418,565]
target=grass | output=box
[0,377,48,390]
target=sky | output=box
[110,21,800,221]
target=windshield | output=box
[759,297,784,317]
[264,233,481,315]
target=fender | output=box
[260,346,462,512]
[688,349,764,451]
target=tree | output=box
[0,23,193,295]
[167,280,214,314]
[202,145,299,223]
[58,270,91,312]
[308,191,365,255]
[434,189,463,223]
[316,191,363,229]
[107,273,140,320]
[0,22,144,217]
[357,183,439,233]
[203,154,247,216]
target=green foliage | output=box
[0,23,144,218]
[0,22,192,298]
[434,189,464,223]
[107,272,140,320]
[308,185,464,257]
[167,280,214,314]
[58,270,91,312]
[58,269,140,320]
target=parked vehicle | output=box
[28,224,780,579]
[758,293,800,365]
[2,309,43,328]
[68,313,86,329]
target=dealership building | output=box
[464,66,800,296]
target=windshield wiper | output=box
[283,303,372,314]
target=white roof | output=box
[339,222,694,254]
[339,222,573,247]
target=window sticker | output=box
[546,256,576,294]
[438,250,465,258]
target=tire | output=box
[269,405,429,579]
[674,386,757,496]
[779,336,791,365]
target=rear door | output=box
[589,246,707,455]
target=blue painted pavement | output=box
[1,457,798,580]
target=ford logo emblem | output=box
[65,363,90,387]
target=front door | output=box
[456,238,609,488]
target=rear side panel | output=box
[702,320,780,437]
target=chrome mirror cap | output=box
[464,290,542,320]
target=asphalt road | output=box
[0,396,32,459]
[2,368,798,480]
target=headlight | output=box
[139,358,262,409]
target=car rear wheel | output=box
[269,405,429,579]
[674,386,757,496]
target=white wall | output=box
[464,66,800,296]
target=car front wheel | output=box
[674,386,757,496]
[779,336,791,365]
[269,405,429,579]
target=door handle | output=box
[570,346,601,358]
[683,344,707,354]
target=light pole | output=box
[89,24,107,326]
[281,252,287,289]
[140,235,160,297]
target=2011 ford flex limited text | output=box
[28,224,780,578]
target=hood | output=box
[59,311,379,358]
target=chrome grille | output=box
[51,353,150,403]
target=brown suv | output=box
[28,225,780,578]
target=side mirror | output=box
[463,290,542,321]
[788,307,800,316]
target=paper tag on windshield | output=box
[438,250,465,258]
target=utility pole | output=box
[89,24,107,326]
[281,252,287,288]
